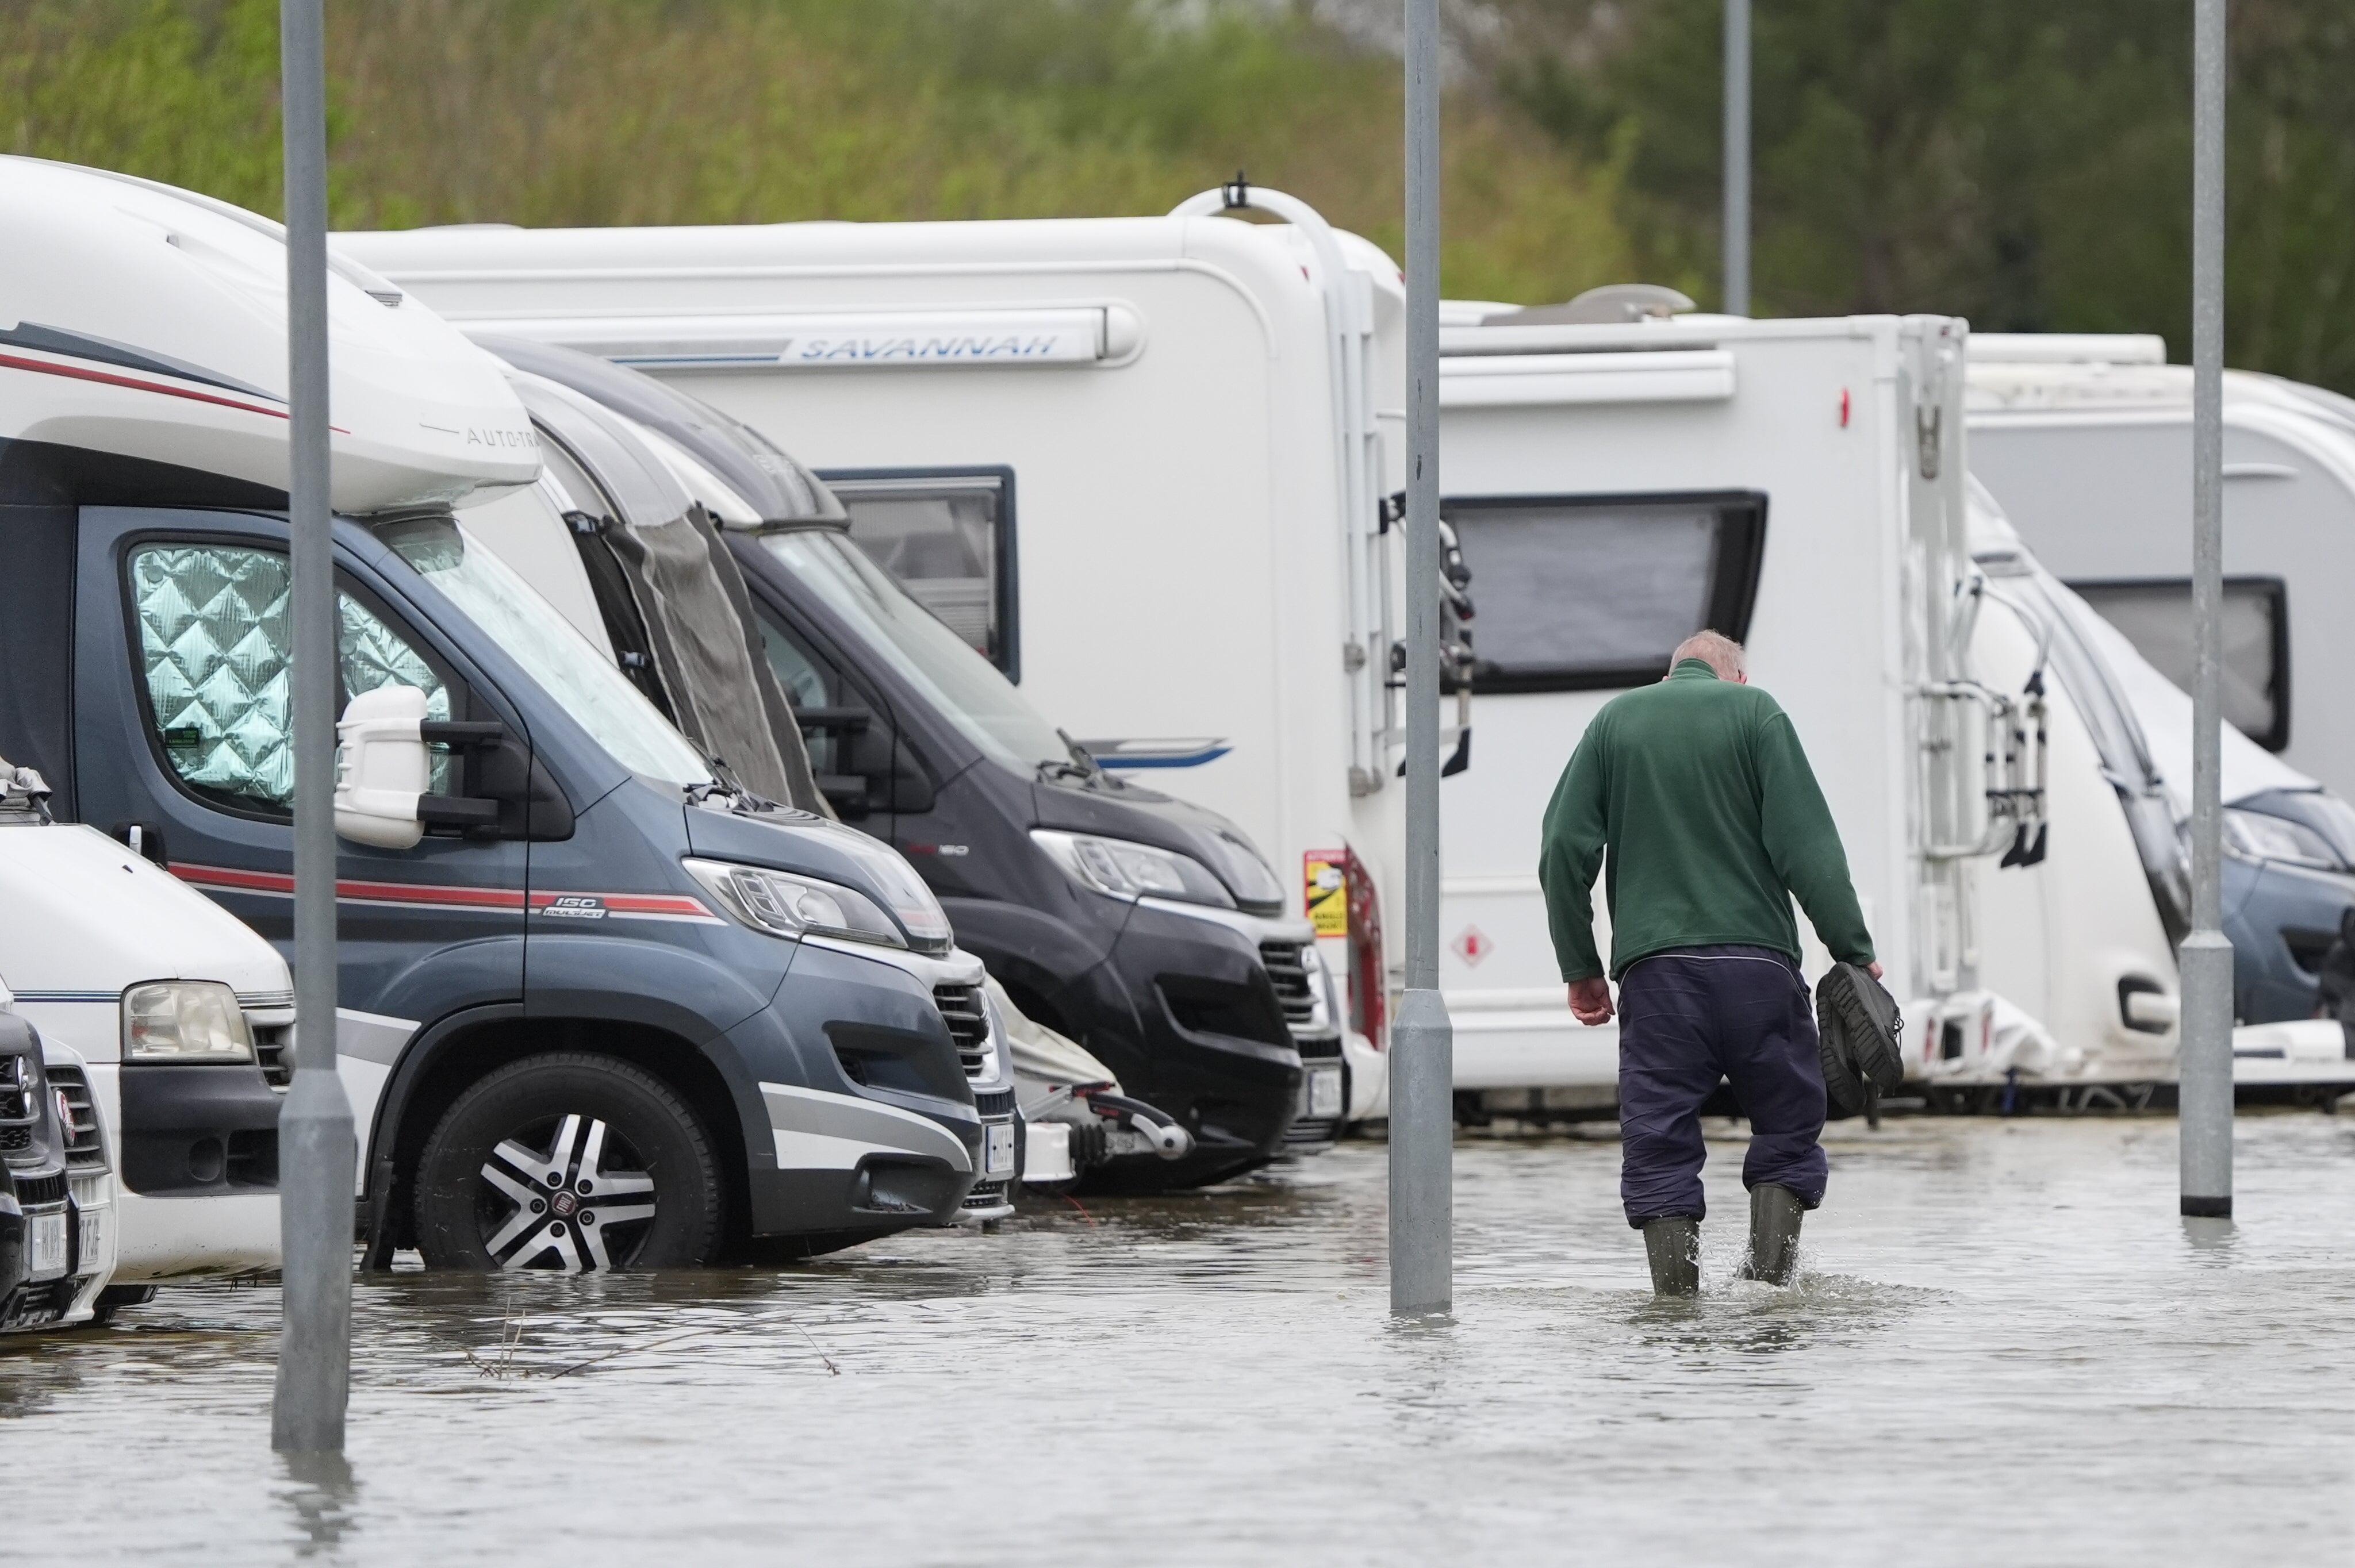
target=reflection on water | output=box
[6,1114,2355,1564]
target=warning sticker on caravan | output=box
[1303,851,1348,937]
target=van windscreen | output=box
[381,516,718,789]
[755,528,1070,775]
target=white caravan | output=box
[0,155,538,1275]
[338,186,1453,1118]
[1429,306,2111,1107]
[1966,487,2355,1089]
[1433,301,2355,1108]
[1967,335,2355,798]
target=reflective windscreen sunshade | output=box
[131,543,449,808]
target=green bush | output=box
[0,0,1631,308]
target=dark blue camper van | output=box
[2,448,1010,1270]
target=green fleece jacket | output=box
[1539,659,1874,982]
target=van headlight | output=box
[684,857,908,948]
[1031,829,1234,908]
[122,981,255,1062]
[2221,808,2339,870]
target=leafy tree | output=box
[1497,0,2355,391]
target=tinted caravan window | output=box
[1441,492,1767,693]
[2071,577,2289,751]
[819,468,1019,681]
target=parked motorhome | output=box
[337,185,1470,1125]
[1967,335,2355,800]
[2,156,1007,1269]
[461,336,1317,1181]
[452,357,1020,1217]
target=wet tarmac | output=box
[7,1113,2354,1564]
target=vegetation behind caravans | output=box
[0,0,1632,308]
[7,0,2354,393]
[1486,0,2355,394]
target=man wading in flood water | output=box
[1539,631,1878,1297]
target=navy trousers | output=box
[1616,944,1828,1228]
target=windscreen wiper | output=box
[1037,729,1105,785]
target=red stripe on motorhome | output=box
[0,352,348,431]
[172,862,712,920]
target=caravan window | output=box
[819,468,1019,681]
[126,541,459,813]
[1441,492,1767,693]
[2070,577,2289,752]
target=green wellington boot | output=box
[1642,1216,1701,1298]
[1736,1184,1805,1285]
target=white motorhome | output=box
[1967,335,2355,799]
[0,154,535,1275]
[339,186,1455,1119]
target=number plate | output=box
[77,1206,108,1271]
[985,1121,1017,1176]
[28,1210,68,1281]
[1306,1065,1344,1120]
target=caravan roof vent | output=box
[1485,285,1696,326]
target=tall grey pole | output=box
[2179,0,2233,1221]
[272,0,357,1452]
[1390,0,1453,1316]
[1722,0,1750,316]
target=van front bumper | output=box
[84,1063,283,1279]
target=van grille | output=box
[933,983,991,1079]
[44,1064,106,1170]
[252,1023,293,1090]
[1259,941,1320,1032]
[961,1178,1010,1211]
[974,1089,1015,1117]
[0,1053,36,1139]
[14,1171,67,1207]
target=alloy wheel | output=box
[477,1112,658,1272]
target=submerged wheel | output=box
[413,1052,722,1273]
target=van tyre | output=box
[413,1052,722,1273]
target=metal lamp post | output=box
[271,0,358,1452]
[1390,0,1454,1317]
[2179,0,2234,1221]
[1723,0,1750,316]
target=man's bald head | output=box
[1671,631,1747,682]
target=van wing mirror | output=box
[334,685,432,848]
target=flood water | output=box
[7,1113,2354,1564]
